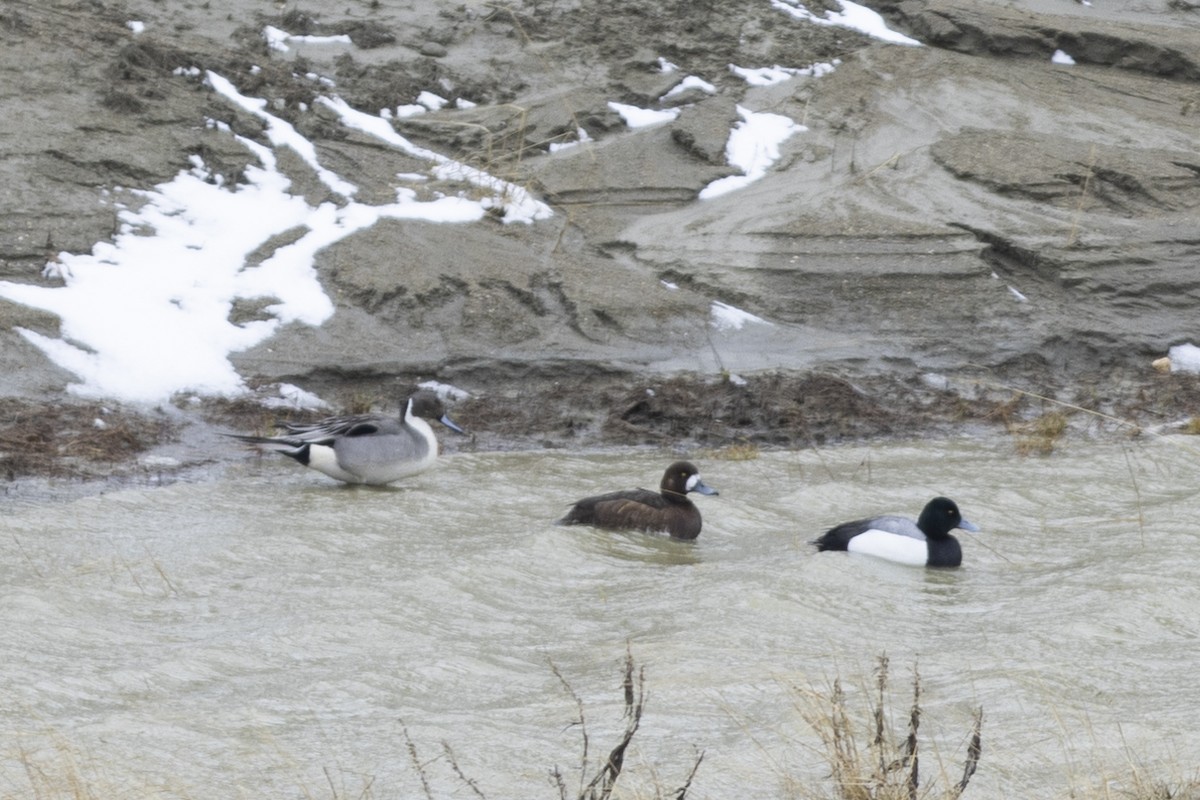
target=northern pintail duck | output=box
[811,496,979,568]
[229,390,464,485]
[557,461,718,540]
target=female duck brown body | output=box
[557,461,718,540]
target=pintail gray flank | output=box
[228,389,464,486]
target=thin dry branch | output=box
[442,741,487,799]
[954,708,984,798]
[800,656,984,800]
[674,749,706,800]
[579,650,645,800]
[401,721,434,800]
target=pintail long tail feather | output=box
[226,389,464,485]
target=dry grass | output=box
[701,440,761,461]
[1013,410,1070,456]
[550,646,704,800]
[2,734,188,800]
[0,399,176,480]
[1074,756,1200,800]
[387,648,703,800]
[5,653,1199,800]
[1108,772,1200,800]
[795,655,982,800]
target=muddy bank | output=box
[2,0,1200,481]
[6,366,1200,488]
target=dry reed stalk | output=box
[954,707,983,799]
[799,655,983,800]
[442,742,486,799]
[552,645,703,800]
[400,721,435,800]
[577,648,644,800]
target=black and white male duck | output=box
[811,496,980,568]
[228,389,464,486]
[557,461,718,540]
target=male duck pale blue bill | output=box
[557,461,718,540]
[228,389,465,485]
[811,496,980,568]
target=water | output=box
[3,437,1200,798]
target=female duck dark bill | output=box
[811,496,980,568]
[228,389,464,486]
[557,461,718,541]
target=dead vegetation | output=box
[8,650,1200,799]
[796,655,983,800]
[454,369,1000,451]
[549,647,704,800]
[8,367,1200,479]
[390,648,703,800]
[0,399,176,480]
[1012,410,1070,456]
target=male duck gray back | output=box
[811,496,979,567]
[229,389,464,485]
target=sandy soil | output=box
[2,0,1200,481]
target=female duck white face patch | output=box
[685,473,701,492]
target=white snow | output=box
[0,6,914,405]
[262,25,351,52]
[770,0,921,46]
[549,127,593,153]
[0,69,546,403]
[260,383,331,411]
[730,60,838,86]
[700,106,804,199]
[207,72,357,198]
[418,381,472,402]
[608,101,681,128]
[711,301,772,331]
[1167,344,1200,373]
[662,75,718,100]
[1052,50,1076,65]
[417,91,449,110]
[318,94,551,224]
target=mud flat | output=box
[2,1,1199,479]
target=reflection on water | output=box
[3,438,1200,797]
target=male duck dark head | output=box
[226,388,464,485]
[558,460,718,540]
[406,389,465,435]
[812,496,979,568]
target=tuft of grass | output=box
[0,399,177,480]
[550,645,704,800]
[1075,758,1200,800]
[796,655,983,800]
[345,391,380,415]
[1180,417,1200,435]
[1013,410,1069,456]
[1114,773,1200,800]
[703,441,761,461]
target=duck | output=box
[811,496,979,568]
[557,461,718,540]
[228,389,464,485]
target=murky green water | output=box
[3,437,1200,798]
